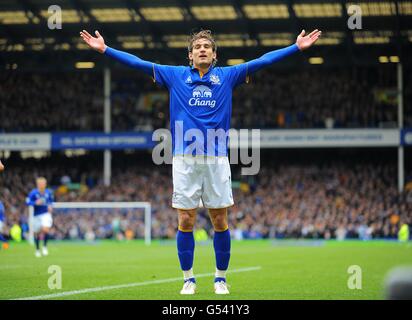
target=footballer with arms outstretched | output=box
[80,28,321,295]
[26,177,54,258]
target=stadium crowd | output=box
[0,153,411,241]
[1,66,411,132]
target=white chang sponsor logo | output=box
[189,85,216,108]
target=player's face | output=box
[189,38,216,69]
[37,179,47,191]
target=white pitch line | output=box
[12,266,261,300]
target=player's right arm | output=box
[80,29,177,87]
[80,30,152,75]
[26,191,42,206]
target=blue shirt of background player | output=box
[26,189,54,216]
[153,63,248,157]
[0,201,4,222]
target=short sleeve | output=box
[153,64,178,88]
[225,63,249,88]
[26,191,34,205]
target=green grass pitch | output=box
[1,240,411,300]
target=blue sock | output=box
[214,229,231,280]
[44,233,48,247]
[35,236,40,250]
[0,234,6,242]
[177,230,195,273]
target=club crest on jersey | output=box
[189,85,216,108]
[210,74,220,85]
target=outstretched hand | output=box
[80,30,107,53]
[296,29,321,51]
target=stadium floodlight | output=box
[75,61,95,69]
[243,4,290,19]
[309,57,324,65]
[354,31,393,44]
[164,35,190,48]
[40,9,82,23]
[227,59,245,66]
[293,3,342,18]
[191,6,238,20]
[310,32,344,46]
[117,36,145,49]
[215,34,245,47]
[91,9,133,23]
[121,42,145,49]
[28,202,152,246]
[0,11,30,24]
[139,7,184,21]
[259,33,293,47]
[53,43,71,51]
[399,1,412,15]
[389,56,400,63]
[346,2,396,16]
[6,44,24,51]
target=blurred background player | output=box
[0,201,9,250]
[26,177,54,257]
[80,28,321,295]
[0,162,8,250]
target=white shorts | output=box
[0,221,3,233]
[33,212,53,233]
[172,156,234,210]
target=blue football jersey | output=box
[26,189,54,216]
[153,64,248,156]
[0,201,4,222]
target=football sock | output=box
[35,235,40,250]
[213,229,231,281]
[183,269,195,283]
[177,230,195,279]
[215,268,227,281]
[43,233,48,247]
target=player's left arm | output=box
[247,29,321,74]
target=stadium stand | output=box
[1,66,410,132]
[0,150,410,241]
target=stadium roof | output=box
[1,0,411,70]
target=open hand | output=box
[296,29,321,51]
[80,30,107,53]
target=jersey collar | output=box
[191,64,214,78]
